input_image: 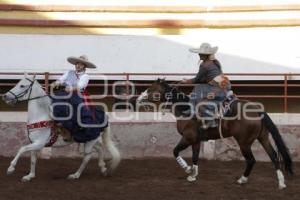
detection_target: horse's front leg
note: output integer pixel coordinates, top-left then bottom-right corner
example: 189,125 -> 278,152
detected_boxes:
7,142 -> 45,176
174,138 -> 192,174
22,150 -> 37,182
68,138 -> 98,180
93,139 -> 107,176
187,142 -> 200,182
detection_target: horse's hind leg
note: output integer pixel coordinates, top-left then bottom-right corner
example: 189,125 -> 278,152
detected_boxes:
22,150 -> 37,182
68,138 -> 98,180
237,145 -> 256,185
187,142 -> 200,182
173,138 -> 192,175
258,135 -> 286,189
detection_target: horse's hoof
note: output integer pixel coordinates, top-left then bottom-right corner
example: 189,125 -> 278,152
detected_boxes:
102,172 -> 108,177
185,166 -> 192,174
22,176 -> 33,182
187,176 -> 197,182
7,166 -> 15,175
279,183 -> 287,190
67,174 -> 79,180
237,176 -> 248,185
105,169 -> 114,177
101,168 -> 108,176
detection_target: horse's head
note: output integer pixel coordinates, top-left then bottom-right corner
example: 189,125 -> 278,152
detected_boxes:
137,78 -> 172,105
136,78 -> 190,114
2,73 -> 36,105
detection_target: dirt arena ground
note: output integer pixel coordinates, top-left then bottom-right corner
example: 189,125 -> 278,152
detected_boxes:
0,157 -> 299,200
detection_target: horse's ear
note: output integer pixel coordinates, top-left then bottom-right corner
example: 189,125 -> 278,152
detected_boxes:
32,73 -> 36,81
157,78 -> 166,83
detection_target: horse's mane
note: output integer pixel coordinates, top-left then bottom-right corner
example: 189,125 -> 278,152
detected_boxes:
156,79 -> 190,103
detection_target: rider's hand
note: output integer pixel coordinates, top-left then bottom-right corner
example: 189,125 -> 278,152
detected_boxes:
50,81 -> 60,89
65,87 -> 78,93
50,81 -> 58,89
64,87 -> 72,93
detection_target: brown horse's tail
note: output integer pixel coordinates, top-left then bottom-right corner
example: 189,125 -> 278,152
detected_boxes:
261,112 -> 293,175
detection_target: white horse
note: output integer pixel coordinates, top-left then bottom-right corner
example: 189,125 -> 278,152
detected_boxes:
2,74 -> 121,181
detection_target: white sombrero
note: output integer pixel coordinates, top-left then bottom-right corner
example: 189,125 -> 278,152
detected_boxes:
189,43 -> 218,55
67,55 -> 97,68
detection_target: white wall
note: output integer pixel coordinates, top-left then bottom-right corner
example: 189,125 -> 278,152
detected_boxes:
0,27 -> 300,80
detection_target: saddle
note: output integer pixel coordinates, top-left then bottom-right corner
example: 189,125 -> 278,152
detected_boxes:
196,90 -> 237,130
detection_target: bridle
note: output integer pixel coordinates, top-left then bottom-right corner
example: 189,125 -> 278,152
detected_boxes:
8,78 -> 48,103
163,87 -> 176,105
138,81 -> 179,112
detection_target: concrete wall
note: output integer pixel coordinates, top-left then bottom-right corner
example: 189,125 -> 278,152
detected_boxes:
0,112 -> 300,161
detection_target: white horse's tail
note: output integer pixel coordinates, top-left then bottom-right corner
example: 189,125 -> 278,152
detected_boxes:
102,127 -> 121,172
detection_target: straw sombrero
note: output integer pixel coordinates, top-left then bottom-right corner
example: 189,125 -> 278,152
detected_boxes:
189,43 -> 218,55
67,55 -> 97,68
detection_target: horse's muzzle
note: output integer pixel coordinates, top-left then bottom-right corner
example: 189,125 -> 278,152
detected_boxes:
2,94 -> 8,102
2,93 -> 16,105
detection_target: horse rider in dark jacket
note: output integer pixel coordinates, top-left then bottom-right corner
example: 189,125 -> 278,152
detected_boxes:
180,43 -> 231,129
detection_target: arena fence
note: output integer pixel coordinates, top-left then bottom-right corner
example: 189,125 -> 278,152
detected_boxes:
0,72 -> 300,113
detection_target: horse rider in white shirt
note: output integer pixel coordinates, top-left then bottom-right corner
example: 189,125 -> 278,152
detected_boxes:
51,55 -> 97,92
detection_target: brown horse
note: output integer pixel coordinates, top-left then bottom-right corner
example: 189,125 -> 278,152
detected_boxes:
137,78 -> 293,190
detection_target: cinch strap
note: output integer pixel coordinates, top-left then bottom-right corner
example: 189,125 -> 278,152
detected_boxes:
26,120 -> 58,147
27,121 -> 51,130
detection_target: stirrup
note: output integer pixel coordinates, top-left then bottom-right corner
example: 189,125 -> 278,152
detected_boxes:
203,120 -> 218,129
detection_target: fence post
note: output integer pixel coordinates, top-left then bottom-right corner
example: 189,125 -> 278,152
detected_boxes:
125,73 -> 130,110
45,72 -> 49,94
284,74 -> 288,113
